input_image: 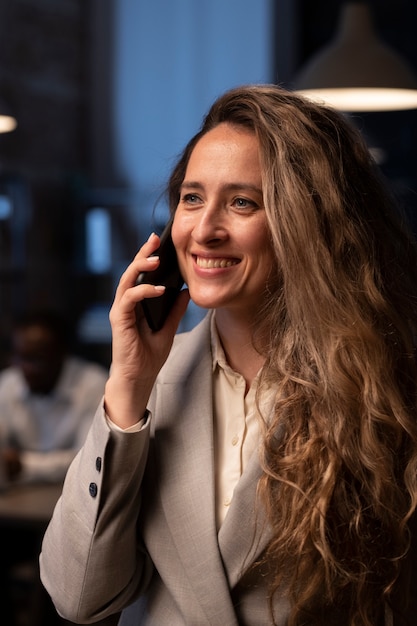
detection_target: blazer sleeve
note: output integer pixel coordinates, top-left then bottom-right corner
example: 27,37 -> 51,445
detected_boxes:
39,402 -> 153,624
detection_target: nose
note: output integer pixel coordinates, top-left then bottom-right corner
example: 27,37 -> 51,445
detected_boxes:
191,204 -> 228,246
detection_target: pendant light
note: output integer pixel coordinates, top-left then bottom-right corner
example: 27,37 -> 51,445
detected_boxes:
0,95 -> 17,133
292,1 -> 417,112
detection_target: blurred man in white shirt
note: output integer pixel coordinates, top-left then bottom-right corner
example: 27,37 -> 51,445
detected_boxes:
0,310 -> 108,484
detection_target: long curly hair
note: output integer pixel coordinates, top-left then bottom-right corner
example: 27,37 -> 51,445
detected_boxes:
168,85 -> 417,625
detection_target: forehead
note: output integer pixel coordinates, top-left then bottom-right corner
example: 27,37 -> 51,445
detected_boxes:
186,123 -> 261,177
194,122 -> 257,150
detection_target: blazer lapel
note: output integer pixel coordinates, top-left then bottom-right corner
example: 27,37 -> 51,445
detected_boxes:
217,448 -> 273,588
152,315 -> 239,624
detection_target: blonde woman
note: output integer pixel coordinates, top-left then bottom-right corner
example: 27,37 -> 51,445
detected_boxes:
41,85 -> 417,626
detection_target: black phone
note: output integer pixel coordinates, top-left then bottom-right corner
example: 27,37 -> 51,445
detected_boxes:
135,219 -> 184,331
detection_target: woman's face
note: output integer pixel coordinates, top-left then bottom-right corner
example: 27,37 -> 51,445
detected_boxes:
171,122 -> 274,318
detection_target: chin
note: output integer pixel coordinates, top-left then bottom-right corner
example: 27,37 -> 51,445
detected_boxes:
190,298 -> 218,310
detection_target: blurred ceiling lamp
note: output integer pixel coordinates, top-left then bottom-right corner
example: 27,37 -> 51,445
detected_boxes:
293,1 -> 417,112
0,95 -> 17,133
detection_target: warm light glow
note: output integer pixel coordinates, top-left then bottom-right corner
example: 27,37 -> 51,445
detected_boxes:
292,3 -> 417,113
295,88 -> 417,112
0,114 -> 17,133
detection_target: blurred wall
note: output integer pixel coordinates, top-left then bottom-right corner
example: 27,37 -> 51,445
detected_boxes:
0,0 -> 90,349
0,0 -> 277,357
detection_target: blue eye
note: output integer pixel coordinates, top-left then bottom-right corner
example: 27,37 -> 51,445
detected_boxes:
183,193 -> 200,204
233,197 -> 257,210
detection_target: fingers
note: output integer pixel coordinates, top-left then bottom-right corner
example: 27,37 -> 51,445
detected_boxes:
113,233 -> 162,303
109,233 -> 169,334
135,231 -> 161,263
118,233 -> 161,291
110,233 -> 188,336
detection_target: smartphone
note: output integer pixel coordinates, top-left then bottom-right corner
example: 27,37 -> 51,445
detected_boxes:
135,219 -> 184,331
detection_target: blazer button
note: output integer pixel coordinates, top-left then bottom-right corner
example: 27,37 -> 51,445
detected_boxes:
89,482 -> 98,498
95,456 -> 102,472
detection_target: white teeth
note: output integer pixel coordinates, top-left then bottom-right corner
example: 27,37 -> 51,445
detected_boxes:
196,257 -> 238,269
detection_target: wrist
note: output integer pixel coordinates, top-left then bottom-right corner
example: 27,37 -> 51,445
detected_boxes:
104,376 -> 152,429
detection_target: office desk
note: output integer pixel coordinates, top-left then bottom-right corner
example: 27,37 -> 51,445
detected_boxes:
0,482 -> 62,529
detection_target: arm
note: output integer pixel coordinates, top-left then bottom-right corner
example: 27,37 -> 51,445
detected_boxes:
40,404 -> 153,623
40,233 -> 189,623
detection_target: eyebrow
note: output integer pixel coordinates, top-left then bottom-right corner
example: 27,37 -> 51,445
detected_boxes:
180,181 -> 263,196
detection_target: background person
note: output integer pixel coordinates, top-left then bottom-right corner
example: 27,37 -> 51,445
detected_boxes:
40,85 -> 417,626
0,310 -> 108,483
0,310 -> 108,626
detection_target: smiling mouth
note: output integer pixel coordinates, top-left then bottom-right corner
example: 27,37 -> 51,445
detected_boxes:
194,256 -> 240,269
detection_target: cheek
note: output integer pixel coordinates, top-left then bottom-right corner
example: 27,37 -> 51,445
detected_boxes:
247,224 -> 272,257
171,215 -> 189,276
172,212 -> 195,254
171,214 -> 184,250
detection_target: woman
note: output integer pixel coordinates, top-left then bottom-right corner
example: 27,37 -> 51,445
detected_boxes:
40,85 -> 417,626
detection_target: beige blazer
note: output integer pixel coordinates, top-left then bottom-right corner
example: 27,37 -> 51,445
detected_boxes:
40,313 -> 415,625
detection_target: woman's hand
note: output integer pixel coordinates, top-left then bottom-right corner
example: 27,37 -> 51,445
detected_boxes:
104,233 -> 189,429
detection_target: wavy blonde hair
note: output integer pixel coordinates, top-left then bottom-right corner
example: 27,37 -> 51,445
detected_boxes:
168,85 -> 417,625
